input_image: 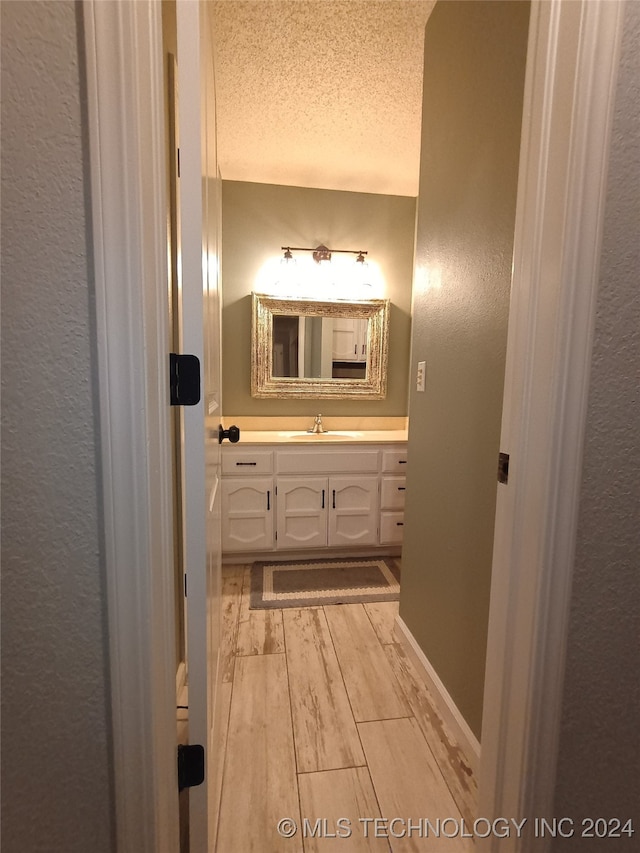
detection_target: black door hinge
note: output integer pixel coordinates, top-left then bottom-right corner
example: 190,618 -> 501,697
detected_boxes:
170,353 -> 201,406
498,452 -> 510,485
177,744 -> 205,791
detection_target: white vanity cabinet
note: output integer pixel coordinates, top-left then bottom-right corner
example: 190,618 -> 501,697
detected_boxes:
276,475 -> 378,550
220,450 -> 274,552
379,477 -> 406,544
220,441 -> 406,556
328,476 -> 379,546
379,449 -> 408,545
275,478 -> 327,549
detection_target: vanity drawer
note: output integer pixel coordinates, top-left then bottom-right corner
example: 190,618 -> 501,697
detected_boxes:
380,512 -> 405,544
381,476 -> 406,510
382,449 -> 408,472
277,449 -> 379,475
222,449 -> 273,475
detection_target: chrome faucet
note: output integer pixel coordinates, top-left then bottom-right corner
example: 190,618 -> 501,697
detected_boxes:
308,413 -> 327,434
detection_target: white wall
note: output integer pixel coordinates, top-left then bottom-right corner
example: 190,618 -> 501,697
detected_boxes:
551,0 -> 640,837
1,2 -> 113,849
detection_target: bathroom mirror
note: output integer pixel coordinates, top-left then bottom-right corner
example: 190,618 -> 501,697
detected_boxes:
251,293 -> 390,399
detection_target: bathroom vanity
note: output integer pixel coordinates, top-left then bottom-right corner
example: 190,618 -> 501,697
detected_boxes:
228,291 -> 405,559
220,430 -> 407,559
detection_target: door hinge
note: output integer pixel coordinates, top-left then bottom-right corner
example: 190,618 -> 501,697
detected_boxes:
498,452 -> 510,485
169,353 -> 201,406
177,744 -> 204,791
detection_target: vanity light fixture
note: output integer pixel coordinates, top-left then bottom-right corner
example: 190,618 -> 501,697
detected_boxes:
312,244 -> 331,263
281,244 -> 369,264
274,244 -> 377,298
354,250 -> 372,288
279,246 -> 297,270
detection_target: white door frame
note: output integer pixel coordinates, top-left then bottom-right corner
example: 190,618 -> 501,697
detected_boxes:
84,0 -> 625,850
479,1 -> 624,844
83,2 -> 179,851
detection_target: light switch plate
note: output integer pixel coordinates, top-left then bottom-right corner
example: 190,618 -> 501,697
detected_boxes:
416,360 -> 426,392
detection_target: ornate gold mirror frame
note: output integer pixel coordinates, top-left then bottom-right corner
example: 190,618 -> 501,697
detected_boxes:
251,292 -> 390,399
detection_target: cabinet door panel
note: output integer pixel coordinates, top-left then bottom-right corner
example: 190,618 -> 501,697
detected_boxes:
332,318 -> 367,362
380,512 -> 405,545
221,478 -> 274,551
380,476 -> 406,510
329,476 -> 378,547
277,478 -> 327,550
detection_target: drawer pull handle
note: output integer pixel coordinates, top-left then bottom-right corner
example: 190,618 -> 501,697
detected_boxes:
397,486 -> 406,491
235,461 -> 257,466
398,460 -> 407,464
396,522 -> 404,526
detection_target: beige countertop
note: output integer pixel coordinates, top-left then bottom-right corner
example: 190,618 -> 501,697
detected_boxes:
234,429 -> 408,445
215,416 -> 408,445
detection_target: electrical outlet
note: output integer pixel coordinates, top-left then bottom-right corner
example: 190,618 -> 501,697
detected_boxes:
416,360 -> 426,392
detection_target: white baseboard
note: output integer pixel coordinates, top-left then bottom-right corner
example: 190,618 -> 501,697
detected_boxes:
394,615 -> 480,776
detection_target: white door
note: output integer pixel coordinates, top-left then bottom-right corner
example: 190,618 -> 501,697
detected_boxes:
176,3 -> 223,851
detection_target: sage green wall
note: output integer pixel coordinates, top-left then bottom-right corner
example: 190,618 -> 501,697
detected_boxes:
400,0 -> 530,740
221,180 -> 415,416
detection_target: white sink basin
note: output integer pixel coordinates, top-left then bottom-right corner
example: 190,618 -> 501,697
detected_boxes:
281,431 -> 364,441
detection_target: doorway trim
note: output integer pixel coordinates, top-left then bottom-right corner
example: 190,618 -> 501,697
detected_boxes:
83,0 -> 625,850
83,2 -> 179,851
479,0 -> 625,842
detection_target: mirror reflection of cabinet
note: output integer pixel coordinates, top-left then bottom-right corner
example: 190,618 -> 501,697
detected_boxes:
332,318 -> 368,364
252,293 -> 389,399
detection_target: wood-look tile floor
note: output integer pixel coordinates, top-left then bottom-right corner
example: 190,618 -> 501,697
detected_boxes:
215,564 -> 477,852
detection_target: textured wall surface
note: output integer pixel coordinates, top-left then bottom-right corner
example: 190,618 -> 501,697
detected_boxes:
400,0 -> 530,739
211,0 -> 436,195
221,179 -> 415,416
0,2 -> 114,850
551,1 -> 640,842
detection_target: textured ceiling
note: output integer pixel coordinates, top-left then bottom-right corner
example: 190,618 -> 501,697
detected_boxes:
210,1 -> 436,196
